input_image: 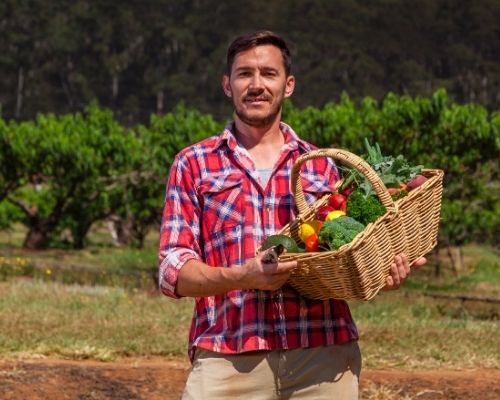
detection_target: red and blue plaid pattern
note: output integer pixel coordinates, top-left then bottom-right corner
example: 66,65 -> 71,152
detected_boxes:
159,122 -> 358,361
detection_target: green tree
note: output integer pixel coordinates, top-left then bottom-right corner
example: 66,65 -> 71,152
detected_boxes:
110,104 -> 223,247
5,105 -> 136,249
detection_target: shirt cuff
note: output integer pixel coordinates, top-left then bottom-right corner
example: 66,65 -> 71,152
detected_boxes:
159,249 -> 200,299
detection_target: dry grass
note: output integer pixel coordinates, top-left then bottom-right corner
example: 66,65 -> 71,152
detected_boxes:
361,383 -> 412,400
0,223 -> 159,273
0,280 -> 192,360
0,236 -> 498,368
352,290 -> 499,369
0,278 -> 498,369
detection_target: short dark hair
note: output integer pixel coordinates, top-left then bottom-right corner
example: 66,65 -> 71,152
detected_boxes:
226,30 -> 292,76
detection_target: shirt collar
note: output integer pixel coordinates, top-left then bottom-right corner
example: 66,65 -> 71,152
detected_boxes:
214,122 -> 239,151
214,121 -> 313,153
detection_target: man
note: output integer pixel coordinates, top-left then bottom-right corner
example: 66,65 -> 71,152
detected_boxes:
159,30 -> 425,399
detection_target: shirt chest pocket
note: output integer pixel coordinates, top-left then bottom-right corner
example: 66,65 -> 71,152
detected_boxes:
198,172 -> 245,234
301,177 -> 333,206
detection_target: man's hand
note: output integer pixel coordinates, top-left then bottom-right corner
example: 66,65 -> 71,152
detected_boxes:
383,254 -> 427,291
239,248 -> 297,291
175,250 -> 297,297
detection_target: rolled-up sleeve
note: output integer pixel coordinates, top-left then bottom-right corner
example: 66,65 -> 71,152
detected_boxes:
158,154 -> 201,299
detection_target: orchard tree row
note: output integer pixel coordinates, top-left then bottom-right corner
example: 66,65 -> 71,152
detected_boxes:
0,90 -> 498,258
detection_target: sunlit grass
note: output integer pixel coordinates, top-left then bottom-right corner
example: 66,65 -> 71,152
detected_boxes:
353,249 -> 499,372
0,223 -> 160,289
0,223 -> 159,273
0,229 -> 498,369
402,244 -> 499,296
0,280 -> 192,361
350,290 -> 499,369
0,279 -> 498,369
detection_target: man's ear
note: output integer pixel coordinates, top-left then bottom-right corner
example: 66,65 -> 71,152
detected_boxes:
222,75 -> 232,98
284,75 -> 295,98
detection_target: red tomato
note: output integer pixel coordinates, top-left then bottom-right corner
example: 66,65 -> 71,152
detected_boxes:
342,186 -> 354,197
305,234 -> 319,252
328,193 -> 347,210
316,205 -> 335,221
407,175 -> 428,191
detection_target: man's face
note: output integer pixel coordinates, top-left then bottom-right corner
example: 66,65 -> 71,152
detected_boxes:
222,45 -> 295,128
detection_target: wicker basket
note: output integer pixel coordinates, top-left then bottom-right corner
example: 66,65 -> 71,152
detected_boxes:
277,148 -> 444,301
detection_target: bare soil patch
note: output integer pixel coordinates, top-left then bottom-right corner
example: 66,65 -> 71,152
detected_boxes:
0,357 -> 498,399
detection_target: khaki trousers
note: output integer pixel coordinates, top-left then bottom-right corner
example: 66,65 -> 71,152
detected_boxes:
182,341 -> 361,399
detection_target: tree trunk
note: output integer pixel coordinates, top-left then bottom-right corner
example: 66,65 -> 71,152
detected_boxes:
15,66 -> 24,118
132,226 -> 147,249
72,221 -> 92,249
447,245 -> 465,275
156,89 -> 164,115
434,246 -> 441,277
60,73 -> 75,108
480,75 -> 488,105
9,194 -> 68,250
12,202 -> 49,249
107,215 -> 134,247
23,225 -> 48,249
112,73 -> 119,102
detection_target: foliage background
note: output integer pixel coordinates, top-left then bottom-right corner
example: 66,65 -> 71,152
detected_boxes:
0,91 -> 498,253
0,1 -> 498,254
1,0 -> 499,124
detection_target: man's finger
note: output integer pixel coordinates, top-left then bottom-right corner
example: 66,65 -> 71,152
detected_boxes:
394,254 -> 409,280
398,261 -> 408,280
390,263 -> 401,286
384,275 -> 395,290
412,257 -> 427,268
400,253 -> 410,275
273,261 -> 297,274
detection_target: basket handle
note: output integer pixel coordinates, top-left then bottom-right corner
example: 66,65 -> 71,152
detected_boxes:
291,148 -> 397,216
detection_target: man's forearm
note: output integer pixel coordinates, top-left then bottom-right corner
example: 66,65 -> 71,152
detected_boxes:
175,259 -> 244,297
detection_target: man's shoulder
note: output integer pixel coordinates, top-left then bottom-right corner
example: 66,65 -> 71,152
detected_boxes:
175,134 -> 221,160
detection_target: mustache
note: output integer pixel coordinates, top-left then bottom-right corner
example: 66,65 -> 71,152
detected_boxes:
244,93 -> 271,102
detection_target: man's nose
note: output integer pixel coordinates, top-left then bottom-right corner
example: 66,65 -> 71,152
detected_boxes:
249,73 -> 264,90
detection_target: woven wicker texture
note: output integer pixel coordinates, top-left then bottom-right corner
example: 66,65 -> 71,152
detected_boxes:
278,148 -> 444,301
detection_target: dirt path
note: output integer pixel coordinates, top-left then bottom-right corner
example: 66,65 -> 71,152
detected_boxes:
0,357 -> 498,399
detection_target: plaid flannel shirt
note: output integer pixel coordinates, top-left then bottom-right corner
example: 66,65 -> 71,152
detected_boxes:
159,122 -> 358,361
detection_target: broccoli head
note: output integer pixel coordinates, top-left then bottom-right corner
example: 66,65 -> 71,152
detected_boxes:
318,216 -> 365,250
346,189 -> 386,225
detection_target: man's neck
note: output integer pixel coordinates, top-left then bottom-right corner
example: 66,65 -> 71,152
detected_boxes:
233,116 -> 284,169
233,117 -> 283,151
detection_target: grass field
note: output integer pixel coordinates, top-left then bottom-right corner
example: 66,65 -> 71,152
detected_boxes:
0,278 -> 498,368
0,225 -> 498,369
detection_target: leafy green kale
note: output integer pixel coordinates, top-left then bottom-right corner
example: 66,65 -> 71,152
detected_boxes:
318,216 -> 365,250
391,189 -> 409,201
346,188 -> 386,225
341,139 -> 423,196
